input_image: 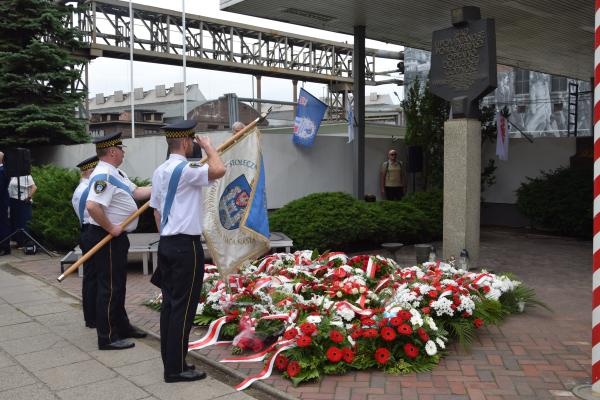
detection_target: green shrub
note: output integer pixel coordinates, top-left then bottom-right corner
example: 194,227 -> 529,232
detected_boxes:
516,167 -> 592,238
269,190 -> 443,251
29,166 -> 155,251
130,177 -> 157,234
30,165 -> 81,251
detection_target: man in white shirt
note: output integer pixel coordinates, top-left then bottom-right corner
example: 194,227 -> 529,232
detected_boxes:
0,152 -> 9,256
71,155 -> 99,329
150,120 -> 225,382
85,132 -> 151,350
8,173 -> 36,247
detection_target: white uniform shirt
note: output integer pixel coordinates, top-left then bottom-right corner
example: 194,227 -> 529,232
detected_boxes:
150,154 -> 210,236
87,160 -> 139,232
8,175 -> 35,201
72,178 -> 92,224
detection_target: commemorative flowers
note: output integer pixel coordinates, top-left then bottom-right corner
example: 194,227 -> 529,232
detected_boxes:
149,250 -> 542,388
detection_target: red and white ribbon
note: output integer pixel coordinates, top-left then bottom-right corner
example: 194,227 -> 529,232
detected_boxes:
593,0 -> 600,390
252,277 -> 272,294
188,315 -> 235,351
220,339 -> 293,363
336,300 -> 373,317
365,257 -> 376,279
234,343 -> 296,390
374,277 -> 391,293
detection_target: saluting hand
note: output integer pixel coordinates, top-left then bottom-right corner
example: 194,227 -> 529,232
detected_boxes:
195,136 -> 214,152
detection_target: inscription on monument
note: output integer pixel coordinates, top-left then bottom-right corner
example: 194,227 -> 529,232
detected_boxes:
433,28 -> 486,90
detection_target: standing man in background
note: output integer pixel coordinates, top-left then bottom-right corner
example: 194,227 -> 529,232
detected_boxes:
150,120 -> 225,382
380,149 -> 406,201
85,132 -> 151,350
71,155 -> 99,328
8,170 -> 36,246
0,152 -> 10,256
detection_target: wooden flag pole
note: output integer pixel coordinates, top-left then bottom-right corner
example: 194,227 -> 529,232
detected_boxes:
57,110 -> 270,282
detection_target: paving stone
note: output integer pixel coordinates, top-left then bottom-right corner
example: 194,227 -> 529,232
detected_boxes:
0,332 -> 69,356
15,343 -> 90,371
91,341 -> 159,368
0,350 -> 15,369
0,321 -> 50,342
0,364 -> 36,391
16,301 -> 76,317
34,358 -> 117,390
144,376 -> 235,400
56,377 -> 148,400
113,357 -> 165,387
0,383 -> 56,400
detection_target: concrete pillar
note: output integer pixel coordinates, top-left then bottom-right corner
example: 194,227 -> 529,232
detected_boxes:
353,25 -> 366,199
292,79 -> 298,117
256,75 -> 262,115
443,118 -> 481,266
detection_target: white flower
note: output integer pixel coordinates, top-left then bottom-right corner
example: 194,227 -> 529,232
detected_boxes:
354,268 -> 365,275
330,319 -> 344,328
306,315 -> 322,324
517,301 -> 525,312
430,297 -> 455,317
347,335 -> 356,347
425,340 -> 437,356
456,295 -> 476,314
336,291 -> 343,298
425,316 -> 438,331
336,306 -> 355,321
196,303 -> 205,315
359,287 -> 366,294
351,288 -> 359,295
409,309 -> 423,328
435,337 -> 446,349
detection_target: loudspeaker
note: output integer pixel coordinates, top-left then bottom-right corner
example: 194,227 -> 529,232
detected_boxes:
5,148 -> 31,177
407,145 -> 423,173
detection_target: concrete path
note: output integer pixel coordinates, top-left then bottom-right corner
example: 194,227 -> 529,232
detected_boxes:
0,263 -> 256,400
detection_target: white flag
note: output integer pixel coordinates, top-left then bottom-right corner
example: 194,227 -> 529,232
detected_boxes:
496,112 -> 509,161
347,100 -> 354,143
203,126 -> 270,278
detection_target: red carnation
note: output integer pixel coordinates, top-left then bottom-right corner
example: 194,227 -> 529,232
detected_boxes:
417,327 -> 429,342
296,335 -> 312,347
374,348 -> 391,364
390,316 -> 403,326
326,346 -> 343,363
275,354 -> 289,370
428,290 -> 438,298
334,267 -> 347,279
362,318 -> 376,326
422,307 -> 431,314
397,323 -> 413,335
399,310 -> 412,321
283,328 -> 298,340
287,360 -> 301,377
300,322 -> 317,336
380,327 -> 397,342
404,343 -> 419,359
329,330 -> 344,344
473,318 -> 484,328
363,328 -> 378,338
342,348 -> 354,363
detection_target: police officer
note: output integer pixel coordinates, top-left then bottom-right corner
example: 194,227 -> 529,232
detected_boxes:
150,120 -> 225,382
85,132 -> 151,350
71,155 -> 99,328
0,152 -> 10,256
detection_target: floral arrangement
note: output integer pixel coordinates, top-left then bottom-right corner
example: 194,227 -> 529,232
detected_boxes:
147,251 -> 544,389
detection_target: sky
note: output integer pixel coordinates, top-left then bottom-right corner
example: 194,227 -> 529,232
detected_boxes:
87,0 -> 405,104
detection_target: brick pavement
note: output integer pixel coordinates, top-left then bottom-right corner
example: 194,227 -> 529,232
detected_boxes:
6,227 -> 591,400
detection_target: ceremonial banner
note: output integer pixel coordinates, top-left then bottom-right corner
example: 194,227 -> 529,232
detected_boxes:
496,111 -> 509,161
203,126 -> 270,277
346,98 -> 354,143
293,88 -> 328,147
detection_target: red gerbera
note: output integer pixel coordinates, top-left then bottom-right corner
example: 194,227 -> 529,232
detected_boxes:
275,354 -> 289,370
390,316 -> 403,326
351,329 -> 363,340
326,346 -> 343,363
363,328 -> 378,338
283,328 -> 298,340
404,343 -> 419,359
399,310 -> 412,321
362,318 -> 376,326
287,360 -> 301,377
397,323 -> 413,335
417,327 -> 429,342
342,348 -> 354,363
300,322 -> 317,336
296,335 -> 312,347
374,348 -> 391,364
329,330 -> 344,344
380,326 -> 397,342
473,318 -> 484,328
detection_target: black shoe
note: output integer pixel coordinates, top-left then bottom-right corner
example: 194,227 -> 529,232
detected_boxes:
85,322 -> 96,329
0,249 -> 10,256
121,326 -> 147,339
164,370 -> 206,383
99,339 -> 135,350
185,363 -> 195,371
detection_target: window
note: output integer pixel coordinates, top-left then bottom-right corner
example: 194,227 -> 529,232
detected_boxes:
514,69 -> 530,95
553,103 -> 563,112
551,76 -> 567,93
207,124 -> 219,130
517,105 -> 527,114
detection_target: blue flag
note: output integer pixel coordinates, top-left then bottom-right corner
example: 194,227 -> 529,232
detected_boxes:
293,88 -> 328,147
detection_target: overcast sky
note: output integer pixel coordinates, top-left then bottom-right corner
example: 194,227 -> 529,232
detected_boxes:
88,0 -> 404,104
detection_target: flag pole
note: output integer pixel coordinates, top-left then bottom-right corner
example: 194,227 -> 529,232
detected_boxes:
129,0 -> 135,138
182,0 -> 187,117
57,109 -> 271,282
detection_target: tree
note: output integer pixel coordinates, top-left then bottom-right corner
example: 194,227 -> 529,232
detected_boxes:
0,0 -> 89,146
402,77 -> 497,191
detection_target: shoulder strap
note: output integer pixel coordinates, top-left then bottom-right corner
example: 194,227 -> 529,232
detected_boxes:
88,172 -> 134,198
78,186 -> 90,225
160,161 -> 188,231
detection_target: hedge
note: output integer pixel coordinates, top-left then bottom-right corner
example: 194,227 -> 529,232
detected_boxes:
269,191 -> 443,251
516,167 -> 592,238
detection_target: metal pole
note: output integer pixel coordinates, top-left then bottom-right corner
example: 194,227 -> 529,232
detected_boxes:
129,0 -> 135,138
292,79 -> 298,116
182,0 -> 187,117
353,25 -> 366,199
256,76 -> 262,115
593,0 -> 600,392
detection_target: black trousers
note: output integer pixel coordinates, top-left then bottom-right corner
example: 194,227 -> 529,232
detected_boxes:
384,186 -> 404,201
80,224 -> 97,326
158,234 -> 204,375
84,225 -> 131,346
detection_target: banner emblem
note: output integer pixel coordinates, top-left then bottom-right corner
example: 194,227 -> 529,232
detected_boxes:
219,174 -> 251,230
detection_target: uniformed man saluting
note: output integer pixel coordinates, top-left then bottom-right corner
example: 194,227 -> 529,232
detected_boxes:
85,132 -> 151,350
150,120 -> 225,382
71,155 -> 99,329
